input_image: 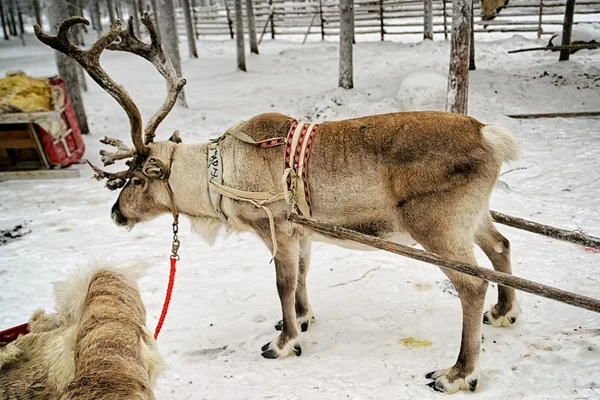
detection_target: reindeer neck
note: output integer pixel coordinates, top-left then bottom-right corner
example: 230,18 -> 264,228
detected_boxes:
167,142 -> 219,220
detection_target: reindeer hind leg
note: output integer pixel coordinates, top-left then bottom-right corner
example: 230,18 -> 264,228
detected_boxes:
475,212 -> 521,327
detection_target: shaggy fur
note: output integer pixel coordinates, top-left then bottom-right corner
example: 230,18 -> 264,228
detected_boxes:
0,261 -> 163,399
109,110 -> 520,394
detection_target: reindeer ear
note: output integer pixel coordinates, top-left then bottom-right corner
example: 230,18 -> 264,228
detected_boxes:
143,158 -> 167,179
169,130 -> 182,143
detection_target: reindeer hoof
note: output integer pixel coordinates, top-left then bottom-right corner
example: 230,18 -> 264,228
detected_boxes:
261,341 -> 302,359
483,301 -> 522,327
425,366 -> 480,394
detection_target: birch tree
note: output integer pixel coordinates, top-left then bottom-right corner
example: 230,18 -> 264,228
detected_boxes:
234,0 -> 246,71
49,0 -> 90,134
245,0 -> 258,54
181,0 -> 198,58
0,0 -> 8,40
446,0 -> 471,114
157,0 -> 188,106
339,0 -> 354,89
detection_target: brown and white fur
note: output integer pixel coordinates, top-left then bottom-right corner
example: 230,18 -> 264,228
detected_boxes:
0,261 -> 163,399
108,111 -> 520,393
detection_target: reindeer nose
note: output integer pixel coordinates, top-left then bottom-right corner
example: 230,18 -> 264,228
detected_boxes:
111,201 -> 128,226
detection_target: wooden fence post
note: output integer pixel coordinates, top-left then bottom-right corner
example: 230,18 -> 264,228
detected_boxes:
469,0 -> 475,70
379,0 -> 384,41
424,0 -> 433,40
443,0 -> 448,40
319,0 -> 325,40
339,0 -> 354,89
446,0 -> 472,114
559,0 -> 576,61
234,0 -> 246,70
537,0 -> 544,38
269,0 -> 275,39
225,0 -> 235,39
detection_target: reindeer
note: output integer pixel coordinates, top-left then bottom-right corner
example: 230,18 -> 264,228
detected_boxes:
35,15 -> 521,394
0,261 -> 163,399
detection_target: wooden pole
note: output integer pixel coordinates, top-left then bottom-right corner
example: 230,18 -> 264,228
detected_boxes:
469,0 -> 475,70
379,0 -> 384,41
258,9 -> 274,44
269,0 -> 275,39
130,0 -> 141,37
446,0 -> 472,114
303,12 -> 318,44
289,214 -> 600,314
537,0 -> 543,39
245,0 -> 259,54
559,0 -> 576,61
224,0 -> 234,39
506,110 -> 600,118
234,0 -> 246,71
490,211 -> 600,250
339,0 -> 354,89
508,43 -> 600,54
319,0 -> 325,41
424,0 -> 433,40
443,0 -> 448,40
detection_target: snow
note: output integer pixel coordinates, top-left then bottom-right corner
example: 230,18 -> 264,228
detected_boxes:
396,70 -> 448,111
1,31 -> 600,399
548,23 -> 600,46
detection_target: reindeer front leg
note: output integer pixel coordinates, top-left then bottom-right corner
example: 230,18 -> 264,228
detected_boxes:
254,221 -> 303,359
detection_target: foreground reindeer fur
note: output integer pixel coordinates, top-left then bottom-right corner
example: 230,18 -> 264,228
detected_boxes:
35,15 -> 521,394
0,262 -> 163,399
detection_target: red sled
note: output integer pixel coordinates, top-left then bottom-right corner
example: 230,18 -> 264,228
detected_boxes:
0,323 -> 29,346
0,76 -> 85,170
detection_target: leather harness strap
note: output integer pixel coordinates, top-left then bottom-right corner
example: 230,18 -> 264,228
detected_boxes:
206,119 -> 320,259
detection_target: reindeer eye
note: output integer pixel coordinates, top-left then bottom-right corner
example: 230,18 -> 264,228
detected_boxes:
131,178 -> 144,187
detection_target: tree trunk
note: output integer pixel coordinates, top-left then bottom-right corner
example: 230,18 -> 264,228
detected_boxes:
338,0 -> 353,89
234,0 -> 246,70
157,0 -> 188,106
16,1 -> 23,36
7,0 -> 17,36
469,1 -> 475,70
424,0 -> 433,40
150,0 -> 162,39
446,0 -> 471,114
93,1 -> 103,34
0,0 -> 8,40
115,0 -> 123,20
245,0 -> 258,54
106,0 -> 116,22
131,0 -> 141,36
48,1 -> 90,134
32,0 -> 42,27
559,0 -> 576,61
181,0 -> 198,57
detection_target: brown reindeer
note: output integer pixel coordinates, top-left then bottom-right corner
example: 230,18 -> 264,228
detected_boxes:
0,261 -> 163,399
35,15 -> 521,394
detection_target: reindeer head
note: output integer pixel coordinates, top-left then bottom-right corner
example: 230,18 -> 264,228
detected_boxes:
35,14 -> 186,228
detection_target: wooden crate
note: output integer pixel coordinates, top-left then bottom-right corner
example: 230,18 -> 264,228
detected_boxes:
0,121 -> 50,170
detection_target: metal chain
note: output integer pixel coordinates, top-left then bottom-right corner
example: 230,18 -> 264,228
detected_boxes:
171,221 -> 180,260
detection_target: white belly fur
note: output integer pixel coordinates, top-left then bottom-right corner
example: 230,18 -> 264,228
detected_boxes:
308,231 -> 418,251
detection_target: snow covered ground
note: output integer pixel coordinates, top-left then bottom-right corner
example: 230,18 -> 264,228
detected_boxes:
1,30 -> 599,399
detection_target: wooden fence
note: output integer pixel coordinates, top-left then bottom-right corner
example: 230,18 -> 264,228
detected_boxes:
175,0 -> 600,40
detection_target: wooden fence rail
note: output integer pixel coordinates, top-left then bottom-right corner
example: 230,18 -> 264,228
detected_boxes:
175,0 -> 600,40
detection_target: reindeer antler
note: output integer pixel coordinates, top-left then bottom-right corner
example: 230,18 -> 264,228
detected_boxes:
34,18 -> 148,157
108,13 -> 187,145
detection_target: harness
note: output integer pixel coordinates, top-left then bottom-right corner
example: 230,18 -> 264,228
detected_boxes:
207,120 -> 320,258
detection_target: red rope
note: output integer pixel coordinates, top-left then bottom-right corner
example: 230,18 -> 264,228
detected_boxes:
154,256 -> 177,340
